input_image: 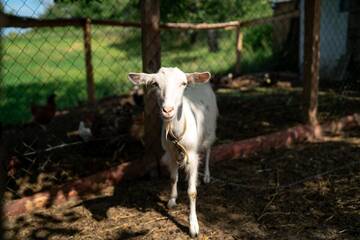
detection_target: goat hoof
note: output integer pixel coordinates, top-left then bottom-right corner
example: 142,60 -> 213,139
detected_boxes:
189,215 -> 199,238
167,198 -> 177,209
203,174 -> 210,184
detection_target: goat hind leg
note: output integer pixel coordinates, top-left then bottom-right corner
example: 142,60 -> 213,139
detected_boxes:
187,152 -> 200,237
203,148 -> 211,184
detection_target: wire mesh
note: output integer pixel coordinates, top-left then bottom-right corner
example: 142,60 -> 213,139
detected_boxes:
1,0 -> 144,202
315,0 -> 360,121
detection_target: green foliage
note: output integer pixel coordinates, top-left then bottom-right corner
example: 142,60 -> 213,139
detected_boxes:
160,0 -> 271,22
44,0 -> 272,22
244,25 -> 273,51
44,0 -> 138,20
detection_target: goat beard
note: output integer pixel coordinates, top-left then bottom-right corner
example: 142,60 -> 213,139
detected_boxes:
165,122 -> 171,142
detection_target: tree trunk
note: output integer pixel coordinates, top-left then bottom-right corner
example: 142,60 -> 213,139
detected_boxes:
141,0 -> 163,176
207,29 -> 219,52
189,31 -> 198,44
302,0 -> 321,126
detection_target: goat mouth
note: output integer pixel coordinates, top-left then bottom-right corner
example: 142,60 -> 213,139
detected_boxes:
162,115 -> 175,121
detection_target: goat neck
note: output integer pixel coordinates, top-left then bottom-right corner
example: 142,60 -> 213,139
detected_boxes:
164,104 -> 186,142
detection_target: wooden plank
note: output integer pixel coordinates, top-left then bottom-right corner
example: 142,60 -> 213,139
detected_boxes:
235,27 -> 244,74
302,0 -> 321,125
141,0 -> 163,175
91,19 -> 141,28
161,21 -> 240,30
82,18 -> 96,105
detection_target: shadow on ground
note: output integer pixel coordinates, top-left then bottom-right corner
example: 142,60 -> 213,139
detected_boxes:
5,128 -> 360,239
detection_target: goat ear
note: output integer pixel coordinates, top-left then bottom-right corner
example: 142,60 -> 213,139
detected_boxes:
128,73 -> 156,85
186,72 -> 211,84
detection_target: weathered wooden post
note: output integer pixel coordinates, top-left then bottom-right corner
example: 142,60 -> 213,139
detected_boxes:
235,25 -> 243,75
83,18 -> 96,105
141,0 -> 163,174
0,128 -> 4,240
302,0 -> 321,126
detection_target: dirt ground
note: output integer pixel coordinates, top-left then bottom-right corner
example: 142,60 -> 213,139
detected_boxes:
3,79 -> 360,239
4,127 -> 360,240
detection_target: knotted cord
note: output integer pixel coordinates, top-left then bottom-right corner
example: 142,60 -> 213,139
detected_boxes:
165,118 -> 188,166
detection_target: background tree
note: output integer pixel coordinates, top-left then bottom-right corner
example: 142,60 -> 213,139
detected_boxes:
43,0 -> 271,52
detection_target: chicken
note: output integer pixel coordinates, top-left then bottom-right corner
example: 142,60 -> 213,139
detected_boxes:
31,94 -> 56,126
7,156 -> 20,177
130,112 -> 145,144
131,85 -> 144,107
67,121 -> 93,142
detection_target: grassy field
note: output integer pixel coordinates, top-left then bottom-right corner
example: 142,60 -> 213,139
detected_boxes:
2,23 -> 274,125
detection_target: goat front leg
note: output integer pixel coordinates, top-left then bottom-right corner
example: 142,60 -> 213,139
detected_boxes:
186,152 -> 200,238
162,152 -> 178,209
168,160 -> 178,209
203,148 -> 211,184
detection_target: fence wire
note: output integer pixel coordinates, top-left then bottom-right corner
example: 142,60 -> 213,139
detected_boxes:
316,0 -> 360,121
1,0 -> 300,125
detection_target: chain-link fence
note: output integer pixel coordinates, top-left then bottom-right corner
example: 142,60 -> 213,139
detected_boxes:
314,0 -> 360,121
1,0 -> 302,125
2,18 -> 142,125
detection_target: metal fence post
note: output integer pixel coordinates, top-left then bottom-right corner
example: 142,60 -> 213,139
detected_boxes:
83,18 -> 96,105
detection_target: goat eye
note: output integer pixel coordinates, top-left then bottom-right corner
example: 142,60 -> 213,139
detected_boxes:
181,82 -> 187,87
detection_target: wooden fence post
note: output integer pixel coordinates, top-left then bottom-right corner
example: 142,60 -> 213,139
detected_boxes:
141,0 -> 163,175
235,26 -> 243,75
0,128 -> 5,240
302,0 -> 321,125
83,18 -> 96,105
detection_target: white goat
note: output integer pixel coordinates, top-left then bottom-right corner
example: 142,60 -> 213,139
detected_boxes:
128,67 -> 218,237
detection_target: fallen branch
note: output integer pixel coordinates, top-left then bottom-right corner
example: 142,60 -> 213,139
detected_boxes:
22,141 -> 83,157
4,159 -> 156,217
4,113 -> 359,217
21,138 -> 108,157
212,113 -> 360,162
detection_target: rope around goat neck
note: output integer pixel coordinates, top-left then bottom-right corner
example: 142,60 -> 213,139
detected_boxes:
165,118 -> 188,166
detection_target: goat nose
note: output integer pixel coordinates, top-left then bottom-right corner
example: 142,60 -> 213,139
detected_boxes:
162,106 -> 174,113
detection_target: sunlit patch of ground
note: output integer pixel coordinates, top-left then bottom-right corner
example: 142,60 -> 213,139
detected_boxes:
5,128 -> 360,240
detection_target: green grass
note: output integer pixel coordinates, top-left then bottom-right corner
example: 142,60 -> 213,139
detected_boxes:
2,24 -> 275,125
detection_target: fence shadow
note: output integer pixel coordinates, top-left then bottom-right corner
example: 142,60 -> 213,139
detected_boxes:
4,126 -> 360,239
77,136 -> 360,239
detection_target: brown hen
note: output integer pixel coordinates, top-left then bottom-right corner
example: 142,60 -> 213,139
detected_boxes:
31,94 -> 56,126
